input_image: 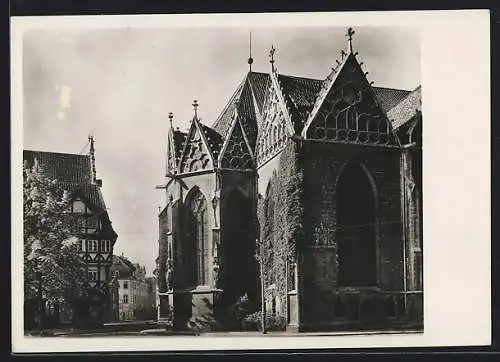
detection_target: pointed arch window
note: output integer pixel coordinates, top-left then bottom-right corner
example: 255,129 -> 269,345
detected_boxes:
336,162 -> 377,287
186,189 -> 209,286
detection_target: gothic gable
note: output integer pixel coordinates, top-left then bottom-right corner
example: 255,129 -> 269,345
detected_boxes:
178,120 -> 215,174
302,53 -> 399,147
219,115 -> 254,170
166,130 -> 178,173
255,76 -> 293,166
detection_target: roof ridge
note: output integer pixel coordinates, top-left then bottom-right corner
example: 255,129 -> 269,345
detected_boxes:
212,73 -> 249,129
277,73 -> 322,83
24,149 -> 90,157
372,85 -> 412,92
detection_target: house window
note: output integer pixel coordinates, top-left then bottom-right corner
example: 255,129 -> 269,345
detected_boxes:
87,240 -> 99,252
124,281 -> 128,289
114,270 -> 119,278
186,189 -> 209,286
72,199 -> 86,213
83,215 -> 100,234
101,240 -> 111,252
123,295 -> 128,304
78,239 -> 84,252
88,268 -> 98,281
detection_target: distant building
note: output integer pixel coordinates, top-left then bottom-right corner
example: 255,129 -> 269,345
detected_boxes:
110,254 -> 152,321
23,136 -> 118,327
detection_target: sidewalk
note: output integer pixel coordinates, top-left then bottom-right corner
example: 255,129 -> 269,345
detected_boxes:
25,322 -> 423,338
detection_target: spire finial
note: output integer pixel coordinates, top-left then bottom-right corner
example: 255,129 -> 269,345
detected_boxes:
269,45 -> 276,73
346,27 -> 355,53
88,134 -> 95,153
247,31 -> 254,72
192,100 -> 199,119
168,112 -> 174,128
88,134 -> 97,183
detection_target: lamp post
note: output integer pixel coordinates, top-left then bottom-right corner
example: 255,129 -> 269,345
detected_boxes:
35,270 -> 43,333
258,237 -> 267,334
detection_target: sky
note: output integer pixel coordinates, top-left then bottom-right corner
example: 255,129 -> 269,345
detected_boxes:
22,26 -> 420,276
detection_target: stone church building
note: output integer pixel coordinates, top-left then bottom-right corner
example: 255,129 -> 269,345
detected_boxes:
156,28 -> 422,332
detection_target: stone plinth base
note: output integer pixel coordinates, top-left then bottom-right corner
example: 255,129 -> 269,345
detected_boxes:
159,287 -> 223,332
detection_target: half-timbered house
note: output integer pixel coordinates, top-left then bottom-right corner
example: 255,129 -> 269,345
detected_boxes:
23,136 -> 118,325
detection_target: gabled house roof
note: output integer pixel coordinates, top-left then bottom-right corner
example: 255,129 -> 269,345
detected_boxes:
111,254 -> 137,279
23,150 -> 93,184
23,149 -> 117,239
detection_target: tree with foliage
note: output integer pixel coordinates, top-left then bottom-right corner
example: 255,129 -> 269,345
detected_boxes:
23,159 -> 89,319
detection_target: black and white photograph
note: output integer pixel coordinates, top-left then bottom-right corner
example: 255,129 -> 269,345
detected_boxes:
11,11 -> 490,352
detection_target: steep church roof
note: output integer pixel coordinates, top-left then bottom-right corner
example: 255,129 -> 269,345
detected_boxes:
211,70 -> 417,149
172,129 -> 188,164
212,72 -> 270,150
198,122 -> 224,161
387,85 -> 422,130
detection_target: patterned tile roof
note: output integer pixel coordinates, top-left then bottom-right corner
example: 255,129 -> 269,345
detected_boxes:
172,129 -> 187,164
387,86 -> 422,129
246,72 -> 270,114
212,72 -> 270,148
372,87 -> 411,114
212,77 -> 247,138
198,121 -> 224,160
210,71 -> 419,150
23,150 -> 92,184
276,74 -> 322,132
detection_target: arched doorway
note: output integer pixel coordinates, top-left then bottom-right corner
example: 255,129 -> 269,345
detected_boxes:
185,188 -> 209,287
336,162 -> 377,287
222,189 -> 257,307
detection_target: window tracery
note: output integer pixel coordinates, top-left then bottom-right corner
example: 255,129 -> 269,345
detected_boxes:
220,120 -> 253,169
180,129 -> 212,173
256,87 -> 290,165
186,189 -> 209,286
306,63 -> 398,147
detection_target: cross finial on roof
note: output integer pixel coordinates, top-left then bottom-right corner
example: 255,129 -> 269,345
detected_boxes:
168,112 -> 174,128
346,27 -> 355,53
269,45 -> 276,73
88,134 -> 95,153
192,100 -> 199,119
